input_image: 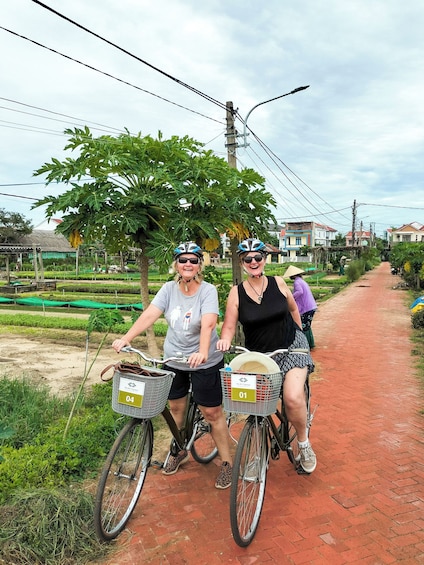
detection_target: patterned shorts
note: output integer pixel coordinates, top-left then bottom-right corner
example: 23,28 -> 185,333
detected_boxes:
272,329 -> 315,376
301,309 -> 316,331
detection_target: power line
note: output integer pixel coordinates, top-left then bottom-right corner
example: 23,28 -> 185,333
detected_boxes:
0,26 -> 224,126
0,97 -> 124,133
30,0 -> 228,112
0,191 -> 38,200
245,124 -> 351,223
360,202 -> 424,210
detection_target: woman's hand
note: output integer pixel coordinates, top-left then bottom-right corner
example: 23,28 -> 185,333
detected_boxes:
188,351 -> 207,368
112,338 -> 130,353
216,339 -> 231,352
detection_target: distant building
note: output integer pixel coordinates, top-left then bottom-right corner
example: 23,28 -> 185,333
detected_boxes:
345,230 -> 371,247
390,222 -> 424,245
279,221 -> 337,259
34,218 -> 63,231
19,229 -> 76,260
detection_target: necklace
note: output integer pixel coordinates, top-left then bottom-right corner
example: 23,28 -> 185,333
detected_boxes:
178,275 -> 197,293
246,276 -> 265,304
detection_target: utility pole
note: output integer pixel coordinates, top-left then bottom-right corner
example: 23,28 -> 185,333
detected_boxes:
351,199 -> 357,249
225,101 -> 242,286
225,101 -> 237,169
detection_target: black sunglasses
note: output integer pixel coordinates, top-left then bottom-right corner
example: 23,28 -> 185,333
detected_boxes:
242,254 -> 264,264
177,257 -> 200,264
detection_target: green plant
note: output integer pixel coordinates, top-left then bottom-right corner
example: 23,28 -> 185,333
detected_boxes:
0,424 -> 14,462
63,309 -> 124,438
0,381 -> 118,503
412,309 -> 424,329
346,259 -> 365,282
0,487 -> 109,564
0,377 -> 70,448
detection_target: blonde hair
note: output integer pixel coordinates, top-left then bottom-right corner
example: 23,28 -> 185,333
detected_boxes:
172,259 -> 204,283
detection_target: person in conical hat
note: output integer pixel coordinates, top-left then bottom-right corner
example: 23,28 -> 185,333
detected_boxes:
283,265 -> 306,279
284,265 -> 317,349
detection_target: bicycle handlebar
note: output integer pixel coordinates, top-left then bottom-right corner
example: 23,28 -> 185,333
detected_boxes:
120,346 -> 189,366
225,345 -> 309,356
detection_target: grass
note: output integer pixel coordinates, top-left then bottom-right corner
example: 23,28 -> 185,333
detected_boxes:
0,487 -> 109,565
0,368 -> 170,565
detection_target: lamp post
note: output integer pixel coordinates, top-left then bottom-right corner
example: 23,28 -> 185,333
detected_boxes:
224,85 -> 309,286
239,85 -> 310,148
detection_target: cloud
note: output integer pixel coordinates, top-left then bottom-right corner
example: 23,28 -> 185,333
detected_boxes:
1,0 -> 423,235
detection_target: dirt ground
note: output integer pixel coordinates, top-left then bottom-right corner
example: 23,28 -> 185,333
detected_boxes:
0,333 -> 174,461
0,335 -> 122,397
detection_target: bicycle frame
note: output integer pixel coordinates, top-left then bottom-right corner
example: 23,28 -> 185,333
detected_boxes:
160,390 -> 203,454
227,347 -> 316,547
94,346 -> 221,541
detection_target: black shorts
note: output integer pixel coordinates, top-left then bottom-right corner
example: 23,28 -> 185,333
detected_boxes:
163,359 -> 224,408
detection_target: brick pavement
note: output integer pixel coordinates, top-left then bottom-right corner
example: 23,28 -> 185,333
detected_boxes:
97,262 -> 424,564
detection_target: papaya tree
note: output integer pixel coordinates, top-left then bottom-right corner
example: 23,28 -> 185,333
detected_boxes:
33,128 -> 276,353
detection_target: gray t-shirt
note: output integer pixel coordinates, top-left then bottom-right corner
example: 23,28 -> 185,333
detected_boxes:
151,280 -> 222,370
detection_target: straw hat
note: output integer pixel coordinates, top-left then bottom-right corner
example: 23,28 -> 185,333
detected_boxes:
283,265 -> 305,279
229,352 -> 280,374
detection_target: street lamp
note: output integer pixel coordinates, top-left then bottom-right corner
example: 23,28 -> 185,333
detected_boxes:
239,85 -> 310,148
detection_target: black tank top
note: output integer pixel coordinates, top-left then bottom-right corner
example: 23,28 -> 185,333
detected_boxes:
238,276 -> 298,352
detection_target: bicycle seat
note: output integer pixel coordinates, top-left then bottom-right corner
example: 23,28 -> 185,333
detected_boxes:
229,352 -> 280,374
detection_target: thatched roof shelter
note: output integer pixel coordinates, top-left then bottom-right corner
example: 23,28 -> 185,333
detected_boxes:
18,230 -> 75,259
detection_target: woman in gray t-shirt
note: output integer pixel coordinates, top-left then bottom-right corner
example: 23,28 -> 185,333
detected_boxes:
112,242 -> 233,490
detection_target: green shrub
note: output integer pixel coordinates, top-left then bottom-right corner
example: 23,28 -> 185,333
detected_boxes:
0,377 -> 71,448
346,259 -> 365,282
412,309 -> 424,329
0,381 -> 119,504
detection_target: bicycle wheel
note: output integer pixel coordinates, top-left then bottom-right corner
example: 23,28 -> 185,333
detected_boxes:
190,405 -> 218,464
94,418 -> 153,541
230,416 -> 269,547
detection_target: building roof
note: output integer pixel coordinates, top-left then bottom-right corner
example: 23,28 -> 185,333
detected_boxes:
394,222 -> 424,232
19,230 -> 75,253
33,218 -> 63,231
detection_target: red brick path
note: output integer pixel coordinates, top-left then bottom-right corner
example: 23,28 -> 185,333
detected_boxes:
99,263 -> 424,564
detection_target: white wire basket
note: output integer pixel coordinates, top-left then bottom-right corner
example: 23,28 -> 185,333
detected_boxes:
220,369 -> 283,416
112,366 -> 174,419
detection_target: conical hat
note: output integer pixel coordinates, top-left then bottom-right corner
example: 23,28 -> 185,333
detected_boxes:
283,265 -> 305,279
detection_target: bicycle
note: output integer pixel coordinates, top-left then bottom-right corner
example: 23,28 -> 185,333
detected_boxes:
221,346 -> 317,547
94,346 -> 225,541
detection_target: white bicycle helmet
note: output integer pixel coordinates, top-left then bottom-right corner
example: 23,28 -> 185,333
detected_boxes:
173,241 -> 204,260
236,238 -> 267,256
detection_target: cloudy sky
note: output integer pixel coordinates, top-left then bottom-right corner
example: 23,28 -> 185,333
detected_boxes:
1,0 -> 423,237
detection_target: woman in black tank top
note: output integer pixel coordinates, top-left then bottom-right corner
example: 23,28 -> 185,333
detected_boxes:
217,238 -> 317,474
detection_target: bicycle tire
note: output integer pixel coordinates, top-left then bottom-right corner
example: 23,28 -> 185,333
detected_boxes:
94,418 -> 153,541
190,405 -> 218,464
230,416 -> 268,547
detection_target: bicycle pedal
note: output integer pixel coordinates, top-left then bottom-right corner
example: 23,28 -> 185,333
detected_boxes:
271,448 -> 280,460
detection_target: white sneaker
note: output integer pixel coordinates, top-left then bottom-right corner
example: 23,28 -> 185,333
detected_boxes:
298,443 -> 317,473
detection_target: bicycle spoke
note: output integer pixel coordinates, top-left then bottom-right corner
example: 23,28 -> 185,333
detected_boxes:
230,417 -> 268,546
94,419 -> 153,541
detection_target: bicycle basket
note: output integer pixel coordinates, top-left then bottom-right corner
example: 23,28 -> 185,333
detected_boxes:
111,364 -> 175,418
220,369 -> 283,416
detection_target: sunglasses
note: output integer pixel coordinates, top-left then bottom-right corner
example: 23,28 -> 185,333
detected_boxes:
177,257 -> 200,264
242,254 -> 264,264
